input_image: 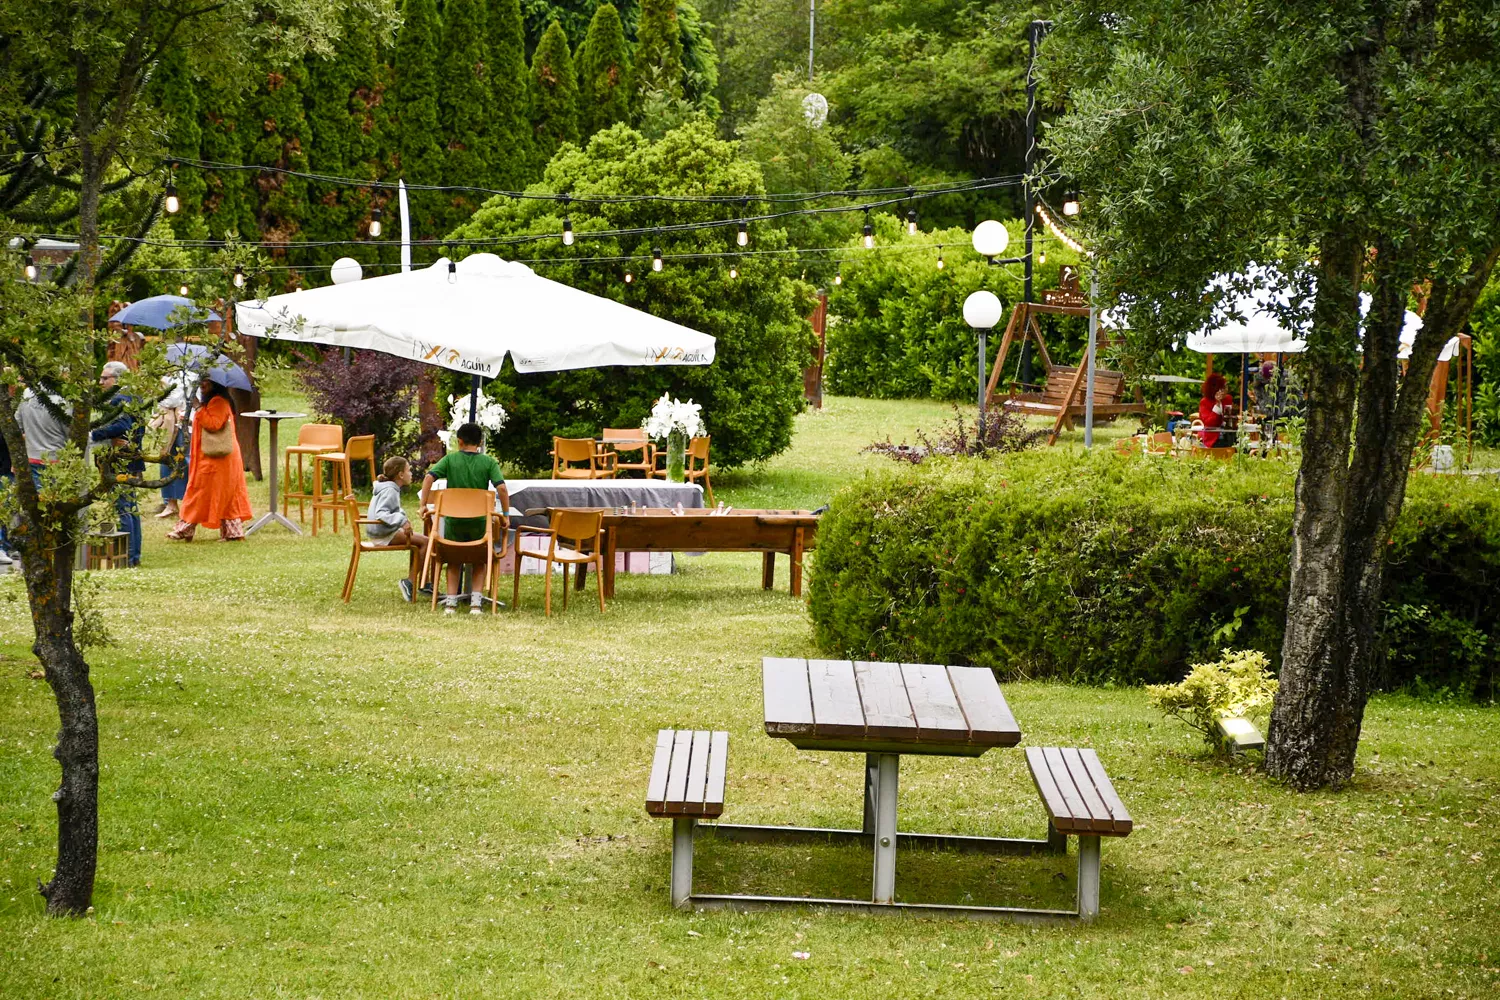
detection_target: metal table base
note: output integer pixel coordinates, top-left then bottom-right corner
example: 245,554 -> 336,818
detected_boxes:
664,752 -> 1105,923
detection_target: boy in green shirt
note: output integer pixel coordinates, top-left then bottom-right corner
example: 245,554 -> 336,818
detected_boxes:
419,423 -> 509,614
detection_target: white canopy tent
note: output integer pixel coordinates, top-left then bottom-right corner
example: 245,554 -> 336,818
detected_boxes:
235,253 -> 716,377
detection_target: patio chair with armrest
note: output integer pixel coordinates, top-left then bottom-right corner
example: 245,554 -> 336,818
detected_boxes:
419,488 -> 504,613
601,428 -> 654,477
511,508 -> 606,617
341,498 -> 419,602
552,436 -> 616,479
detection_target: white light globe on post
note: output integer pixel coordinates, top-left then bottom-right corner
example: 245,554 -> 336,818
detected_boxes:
963,289 -> 1004,329
963,289 -> 1005,438
330,257 -> 363,285
971,219 -> 1011,259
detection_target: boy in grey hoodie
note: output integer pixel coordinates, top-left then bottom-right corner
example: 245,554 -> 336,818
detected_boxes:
366,456 -> 428,602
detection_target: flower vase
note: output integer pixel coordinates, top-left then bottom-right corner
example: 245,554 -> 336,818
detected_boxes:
666,430 -> 687,483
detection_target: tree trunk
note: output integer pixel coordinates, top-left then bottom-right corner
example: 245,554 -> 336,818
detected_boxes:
416,367 -> 444,465
1265,230 -> 1364,790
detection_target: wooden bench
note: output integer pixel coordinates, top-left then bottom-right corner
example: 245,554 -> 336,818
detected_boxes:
1004,366 -> 1148,428
645,729 -> 728,908
1026,747 -> 1133,920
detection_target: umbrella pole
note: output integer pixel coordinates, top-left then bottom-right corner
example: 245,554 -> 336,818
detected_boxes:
469,375 -> 480,423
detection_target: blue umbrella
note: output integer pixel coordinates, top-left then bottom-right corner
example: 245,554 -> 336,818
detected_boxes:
165,342 -> 254,391
113,295 -> 222,330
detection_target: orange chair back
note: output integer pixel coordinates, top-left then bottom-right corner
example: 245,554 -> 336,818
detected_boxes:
551,508 -> 603,550
433,487 -> 495,523
296,423 -> 342,448
602,428 -> 646,443
554,437 -> 597,463
345,434 -> 375,461
687,436 -> 710,462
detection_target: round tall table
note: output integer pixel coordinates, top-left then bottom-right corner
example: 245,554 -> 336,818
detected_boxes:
240,410 -> 306,536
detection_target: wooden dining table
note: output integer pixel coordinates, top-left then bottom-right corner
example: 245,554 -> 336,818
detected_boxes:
692,658 -> 1074,919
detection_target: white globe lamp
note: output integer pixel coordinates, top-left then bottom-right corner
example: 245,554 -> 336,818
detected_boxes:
963,289 -> 1004,330
971,220 -> 1011,259
330,257 -> 363,285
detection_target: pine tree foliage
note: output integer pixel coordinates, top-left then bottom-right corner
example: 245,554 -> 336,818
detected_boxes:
147,50 -> 207,241
487,0 -> 533,188
632,0 -> 685,106
244,59 -> 313,277
394,0 -> 445,239
576,3 -> 632,141
438,0 -> 495,227
529,20 -> 580,164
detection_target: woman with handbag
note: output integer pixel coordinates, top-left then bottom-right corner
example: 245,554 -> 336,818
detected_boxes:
167,376 -> 253,541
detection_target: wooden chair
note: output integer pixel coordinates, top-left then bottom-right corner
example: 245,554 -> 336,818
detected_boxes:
310,451 -> 353,536
344,434 -> 377,486
418,488 -> 504,613
1147,431 -> 1174,455
685,436 -> 713,504
551,436 -> 616,479
341,498 -> 419,602
511,508 -> 606,617
601,428 -> 654,477
282,423 -> 342,522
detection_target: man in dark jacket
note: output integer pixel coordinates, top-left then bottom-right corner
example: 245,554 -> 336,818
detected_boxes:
90,361 -> 144,567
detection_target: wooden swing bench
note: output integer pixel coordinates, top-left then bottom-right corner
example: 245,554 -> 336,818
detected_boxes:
1003,365 -> 1147,430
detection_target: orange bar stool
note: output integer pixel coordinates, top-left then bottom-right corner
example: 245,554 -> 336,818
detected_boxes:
310,451 -> 354,536
282,423 -> 342,522
345,434 -> 377,486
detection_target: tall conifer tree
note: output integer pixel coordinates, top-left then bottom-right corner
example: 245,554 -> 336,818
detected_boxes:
199,82 -> 256,241
529,19 -> 580,166
244,59 -> 313,281
147,50 -> 207,241
437,0 -> 494,230
575,3 -> 632,141
632,0 -> 685,106
394,0 -> 444,240
487,0 -> 532,189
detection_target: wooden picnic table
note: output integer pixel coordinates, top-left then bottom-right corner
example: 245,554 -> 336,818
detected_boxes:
550,508 -> 818,598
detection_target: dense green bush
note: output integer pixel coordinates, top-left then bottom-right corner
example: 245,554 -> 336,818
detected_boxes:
824,219 -> 1083,400
448,118 -> 815,471
809,454 -> 1500,700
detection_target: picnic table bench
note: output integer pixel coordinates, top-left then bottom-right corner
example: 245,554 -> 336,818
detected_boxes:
642,658 -> 1134,922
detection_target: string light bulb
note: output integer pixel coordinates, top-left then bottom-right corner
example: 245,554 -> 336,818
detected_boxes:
862,210 -> 874,250
447,260 -> 458,284
164,174 -> 180,214
834,268 -> 843,286
369,208 -> 383,238
233,264 -> 246,289
936,245 -> 945,270
1062,191 -> 1081,217
1039,247 -> 1047,264
737,220 -> 748,247
178,284 -> 189,296
562,216 -> 574,246
729,263 -> 738,279
906,207 -> 918,235
24,255 -> 38,281
652,245 -> 663,272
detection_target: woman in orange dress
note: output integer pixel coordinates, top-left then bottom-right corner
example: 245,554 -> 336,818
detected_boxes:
167,377 -> 253,541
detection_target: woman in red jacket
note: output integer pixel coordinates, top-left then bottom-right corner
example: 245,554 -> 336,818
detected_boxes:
1198,372 -> 1235,448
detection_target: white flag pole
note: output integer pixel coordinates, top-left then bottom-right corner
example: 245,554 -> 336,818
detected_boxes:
399,180 -> 412,273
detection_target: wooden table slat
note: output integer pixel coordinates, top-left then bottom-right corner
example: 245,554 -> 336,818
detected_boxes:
664,729 -> 694,811
945,665 -> 1022,745
853,662 -> 918,740
807,659 -> 867,738
1040,746 -> 1092,831
645,729 -> 674,812
763,658 -> 815,736
684,730 -> 713,815
1060,747 -> 1113,832
899,662 -> 970,741
704,731 -> 729,818
1079,748 -> 1133,834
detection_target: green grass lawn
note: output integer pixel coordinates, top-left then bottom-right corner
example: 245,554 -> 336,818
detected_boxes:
1,391 -> 1497,999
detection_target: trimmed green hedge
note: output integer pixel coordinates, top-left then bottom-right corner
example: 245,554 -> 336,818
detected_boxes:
809,454 -> 1500,700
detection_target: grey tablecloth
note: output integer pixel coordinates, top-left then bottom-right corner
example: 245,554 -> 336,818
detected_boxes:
505,479 -> 704,527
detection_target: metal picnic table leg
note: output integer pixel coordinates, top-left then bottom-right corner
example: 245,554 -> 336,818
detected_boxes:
871,753 -> 899,904
862,754 -> 878,834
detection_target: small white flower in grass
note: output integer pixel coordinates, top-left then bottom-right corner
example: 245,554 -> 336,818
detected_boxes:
641,393 -> 705,440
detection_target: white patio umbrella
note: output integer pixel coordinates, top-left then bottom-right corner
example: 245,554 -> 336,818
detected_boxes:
234,253 -> 715,377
